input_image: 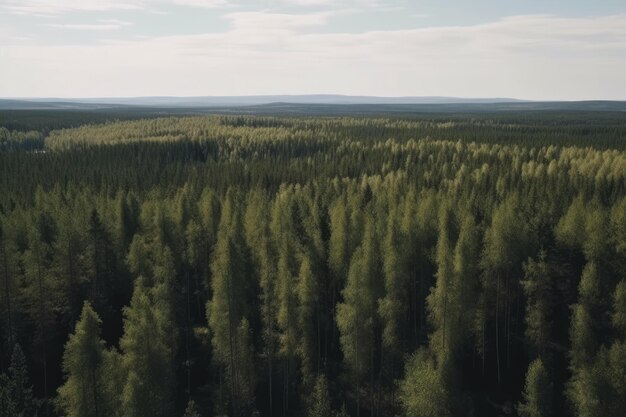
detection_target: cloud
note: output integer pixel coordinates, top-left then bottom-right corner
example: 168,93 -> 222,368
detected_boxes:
171,0 -> 231,8
47,19 -> 133,31
1,13 -> 626,99
278,0 -> 396,7
0,0 -> 234,15
0,0 -> 145,15
0,0 -> 397,16
224,10 -> 334,30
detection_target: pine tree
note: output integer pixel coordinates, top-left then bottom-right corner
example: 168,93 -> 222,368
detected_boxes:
296,253 -> 318,386
379,206 -> 409,357
307,374 -> 331,417
57,302 -> 107,417
517,359 -> 552,417
23,219 -> 55,416
234,318 -> 256,416
328,196 -> 349,288
481,195 -> 527,385
272,191 -> 301,416
207,192 -> 253,416
9,344 -> 37,417
336,214 -> 381,416
521,252 -> 553,359
120,279 -> 175,417
450,211 -> 480,350
398,349 -> 451,417
427,204 -> 455,363
244,189 -> 276,415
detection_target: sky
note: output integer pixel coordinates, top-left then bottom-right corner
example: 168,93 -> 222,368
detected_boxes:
1,0 -> 625,100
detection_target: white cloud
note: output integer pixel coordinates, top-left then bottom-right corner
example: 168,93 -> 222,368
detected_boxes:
0,0 -> 146,15
224,10 -> 333,30
0,0 -> 395,16
171,0 -> 231,9
1,13 -> 625,99
47,19 -> 132,31
0,0 -> 234,15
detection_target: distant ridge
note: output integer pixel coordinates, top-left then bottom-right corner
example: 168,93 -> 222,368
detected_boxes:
0,95 -> 526,109
1,97 -> 625,113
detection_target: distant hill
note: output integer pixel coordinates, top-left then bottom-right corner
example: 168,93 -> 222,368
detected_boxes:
1,96 -> 625,113
1,95 -> 526,109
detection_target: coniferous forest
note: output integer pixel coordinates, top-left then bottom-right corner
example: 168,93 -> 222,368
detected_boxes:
0,111 -> 625,417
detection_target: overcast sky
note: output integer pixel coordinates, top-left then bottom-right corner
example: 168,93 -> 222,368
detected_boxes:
1,0 -> 625,99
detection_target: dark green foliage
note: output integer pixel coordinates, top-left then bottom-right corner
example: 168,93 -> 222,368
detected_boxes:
0,112 -> 624,417
517,359 -> 552,417
307,374 -> 331,417
398,349 -> 452,417
0,344 -> 38,417
183,400 -> 201,417
57,302 -> 112,417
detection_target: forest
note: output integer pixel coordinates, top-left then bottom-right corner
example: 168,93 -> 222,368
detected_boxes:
0,111 -> 625,417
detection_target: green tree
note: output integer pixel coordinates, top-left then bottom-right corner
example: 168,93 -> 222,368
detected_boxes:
481,195 -> 528,384
336,214 -> 381,416
307,374 -> 331,417
207,192 -> 254,416
244,189 -> 276,415
57,302 -> 108,417
517,359 -> 552,417
398,349 -> 451,417
378,206 -> 409,358
8,344 -> 37,417
521,252 -> 553,359
297,253 -> 319,386
427,204 -> 455,362
120,279 -> 175,417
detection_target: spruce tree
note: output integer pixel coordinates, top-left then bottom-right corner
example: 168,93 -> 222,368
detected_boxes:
120,279 -> 175,417
307,374 -> 331,417
398,349 -> 451,417
57,302 -> 107,417
296,253 -> 318,386
9,344 -> 37,417
336,214 -> 381,416
517,359 -> 552,417
521,252 -> 553,359
206,192 -> 253,416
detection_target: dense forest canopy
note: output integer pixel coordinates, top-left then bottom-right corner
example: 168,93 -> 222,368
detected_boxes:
0,111 -> 625,417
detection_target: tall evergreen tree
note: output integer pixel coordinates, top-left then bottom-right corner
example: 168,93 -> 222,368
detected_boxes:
120,279 -> 175,417
521,252 -> 553,359
57,302 -> 108,417
307,374 -> 331,417
207,192 -> 254,416
8,344 -> 37,417
398,349 -> 451,417
296,254 -> 319,385
336,214 -> 381,416
517,359 -> 552,417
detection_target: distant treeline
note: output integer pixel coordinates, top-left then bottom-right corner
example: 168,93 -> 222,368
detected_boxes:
0,114 -> 624,417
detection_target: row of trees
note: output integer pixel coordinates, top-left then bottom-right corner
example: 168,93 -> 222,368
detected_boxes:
0,114 -> 624,416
